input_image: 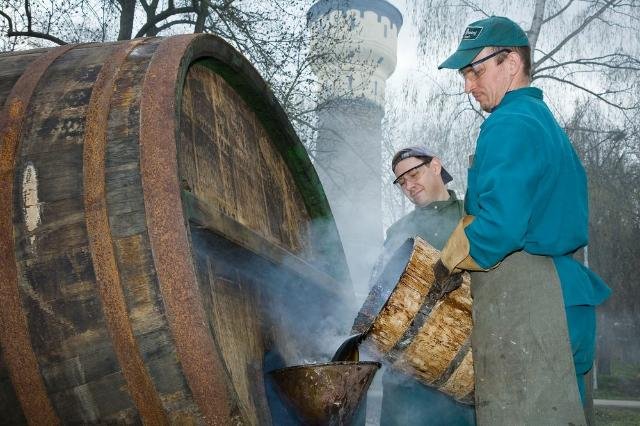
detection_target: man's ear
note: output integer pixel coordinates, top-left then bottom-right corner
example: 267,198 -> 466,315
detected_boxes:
507,51 -> 522,77
430,158 -> 443,175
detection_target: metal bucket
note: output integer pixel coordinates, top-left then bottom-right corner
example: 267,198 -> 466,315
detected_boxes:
352,237 -> 474,404
268,361 -> 380,425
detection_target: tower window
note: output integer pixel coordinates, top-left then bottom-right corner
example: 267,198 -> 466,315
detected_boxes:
384,24 -> 388,38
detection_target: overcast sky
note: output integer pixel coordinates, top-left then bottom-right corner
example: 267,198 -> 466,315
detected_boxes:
385,0 -> 420,89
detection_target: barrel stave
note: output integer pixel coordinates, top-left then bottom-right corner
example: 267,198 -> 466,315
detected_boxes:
0,50 -> 46,106
104,38 -> 201,421
11,42 -> 145,423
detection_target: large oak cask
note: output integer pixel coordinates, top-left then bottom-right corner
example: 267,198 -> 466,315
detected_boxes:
0,35 -> 351,425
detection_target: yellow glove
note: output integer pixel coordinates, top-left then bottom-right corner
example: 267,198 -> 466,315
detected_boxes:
440,215 -> 490,273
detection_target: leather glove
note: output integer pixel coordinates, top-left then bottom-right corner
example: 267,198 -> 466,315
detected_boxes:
441,215 -> 489,272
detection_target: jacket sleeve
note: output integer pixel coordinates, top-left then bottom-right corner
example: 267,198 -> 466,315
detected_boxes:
463,116 -> 546,269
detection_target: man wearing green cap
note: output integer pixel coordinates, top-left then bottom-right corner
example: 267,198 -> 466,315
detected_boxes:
435,15 -> 611,424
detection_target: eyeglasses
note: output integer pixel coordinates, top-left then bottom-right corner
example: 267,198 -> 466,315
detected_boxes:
458,49 -> 511,82
393,160 -> 430,187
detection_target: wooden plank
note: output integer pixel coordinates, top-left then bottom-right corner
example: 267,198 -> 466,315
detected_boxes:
0,50 -> 45,106
182,190 -> 346,301
12,43 -> 138,422
0,44 -> 75,426
178,65 -> 311,255
139,34 -> 236,424
104,38 -> 201,421
194,252 -> 270,426
83,38 -> 168,425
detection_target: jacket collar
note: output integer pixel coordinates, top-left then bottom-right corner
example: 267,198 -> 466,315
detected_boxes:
491,86 -> 543,113
416,190 -> 458,211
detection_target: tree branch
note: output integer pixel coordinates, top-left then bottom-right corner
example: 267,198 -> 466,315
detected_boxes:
7,30 -> 68,45
542,0 -> 575,25
459,1 -> 490,17
534,53 -> 640,74
533,0 -> 619,70
24,0 -> 32,30
534,73 -> 637,110
156,19 -> 196,33
0,10 -> 14,34
527,0 -> 547,53
135,6 -> 196,37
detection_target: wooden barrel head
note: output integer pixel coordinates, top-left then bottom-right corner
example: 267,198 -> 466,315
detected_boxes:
353,237 -> 474,404
0,35 -> 350,424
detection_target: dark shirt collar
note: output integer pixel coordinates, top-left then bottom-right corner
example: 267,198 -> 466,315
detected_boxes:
415,189 -> 458,211
491,86 -> 543,113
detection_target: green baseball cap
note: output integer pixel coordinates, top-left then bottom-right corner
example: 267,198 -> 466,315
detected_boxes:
438,16 -> 529,70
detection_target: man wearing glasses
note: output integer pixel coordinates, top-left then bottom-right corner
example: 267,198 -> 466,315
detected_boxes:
379,146 -> 474,425
435,16 -> 611,424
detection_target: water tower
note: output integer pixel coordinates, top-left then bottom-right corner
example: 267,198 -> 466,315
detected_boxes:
307,0 -> 402,297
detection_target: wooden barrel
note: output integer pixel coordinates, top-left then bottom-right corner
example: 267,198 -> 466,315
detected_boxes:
0,35 -> 351,425
352,237 -> 474,404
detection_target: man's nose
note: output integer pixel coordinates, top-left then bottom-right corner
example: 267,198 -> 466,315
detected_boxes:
464,77 -> 475,94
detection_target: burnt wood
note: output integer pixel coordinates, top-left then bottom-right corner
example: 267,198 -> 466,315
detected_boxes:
354,237 -> 475,404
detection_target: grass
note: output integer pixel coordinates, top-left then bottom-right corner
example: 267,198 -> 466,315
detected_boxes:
594,362 -> 640,400
595,407 -> 640,425
592,362 -> 640,425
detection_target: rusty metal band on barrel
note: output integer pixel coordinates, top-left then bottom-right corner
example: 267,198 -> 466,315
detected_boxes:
83,39 -> 169,425
0,45 -> 75,426
139,34 -> 234,424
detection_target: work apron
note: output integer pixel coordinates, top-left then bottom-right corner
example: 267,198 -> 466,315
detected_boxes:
470,251 -> 586,425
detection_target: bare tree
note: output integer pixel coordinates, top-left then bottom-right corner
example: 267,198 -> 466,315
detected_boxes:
395,0 -> 640,181
2,0 -> 382,155
567,100 -> 640,372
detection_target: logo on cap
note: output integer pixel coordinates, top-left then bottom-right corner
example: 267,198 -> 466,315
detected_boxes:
463,26 -> 483,40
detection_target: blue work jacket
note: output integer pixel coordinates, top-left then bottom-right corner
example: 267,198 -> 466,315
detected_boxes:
464,87 -> 611,307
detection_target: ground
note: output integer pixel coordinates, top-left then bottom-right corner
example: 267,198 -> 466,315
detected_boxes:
593,361 -> 640,425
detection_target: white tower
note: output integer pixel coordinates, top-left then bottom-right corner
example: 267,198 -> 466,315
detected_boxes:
307,0 -> 402,298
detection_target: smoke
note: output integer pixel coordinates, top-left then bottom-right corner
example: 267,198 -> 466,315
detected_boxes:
185,185 -> 439,425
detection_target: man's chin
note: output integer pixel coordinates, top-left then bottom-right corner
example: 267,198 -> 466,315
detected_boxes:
412,198 -> 430,208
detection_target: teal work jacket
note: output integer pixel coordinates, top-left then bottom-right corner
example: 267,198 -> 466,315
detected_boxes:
464,87 -> 611,307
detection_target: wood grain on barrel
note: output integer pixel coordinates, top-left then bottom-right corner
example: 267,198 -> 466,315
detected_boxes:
367,238 -> 439,352
140,34 -> 235,424
105,38 -> 202,422
178,59 -> 320,425
202,259 -> 270,425
13,43 -> 144,423
404,279 -> 473,385
0,44 -> 74,426
440,349 -> 474,401
178,64 -> 311,256
83,38 -> 168,425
